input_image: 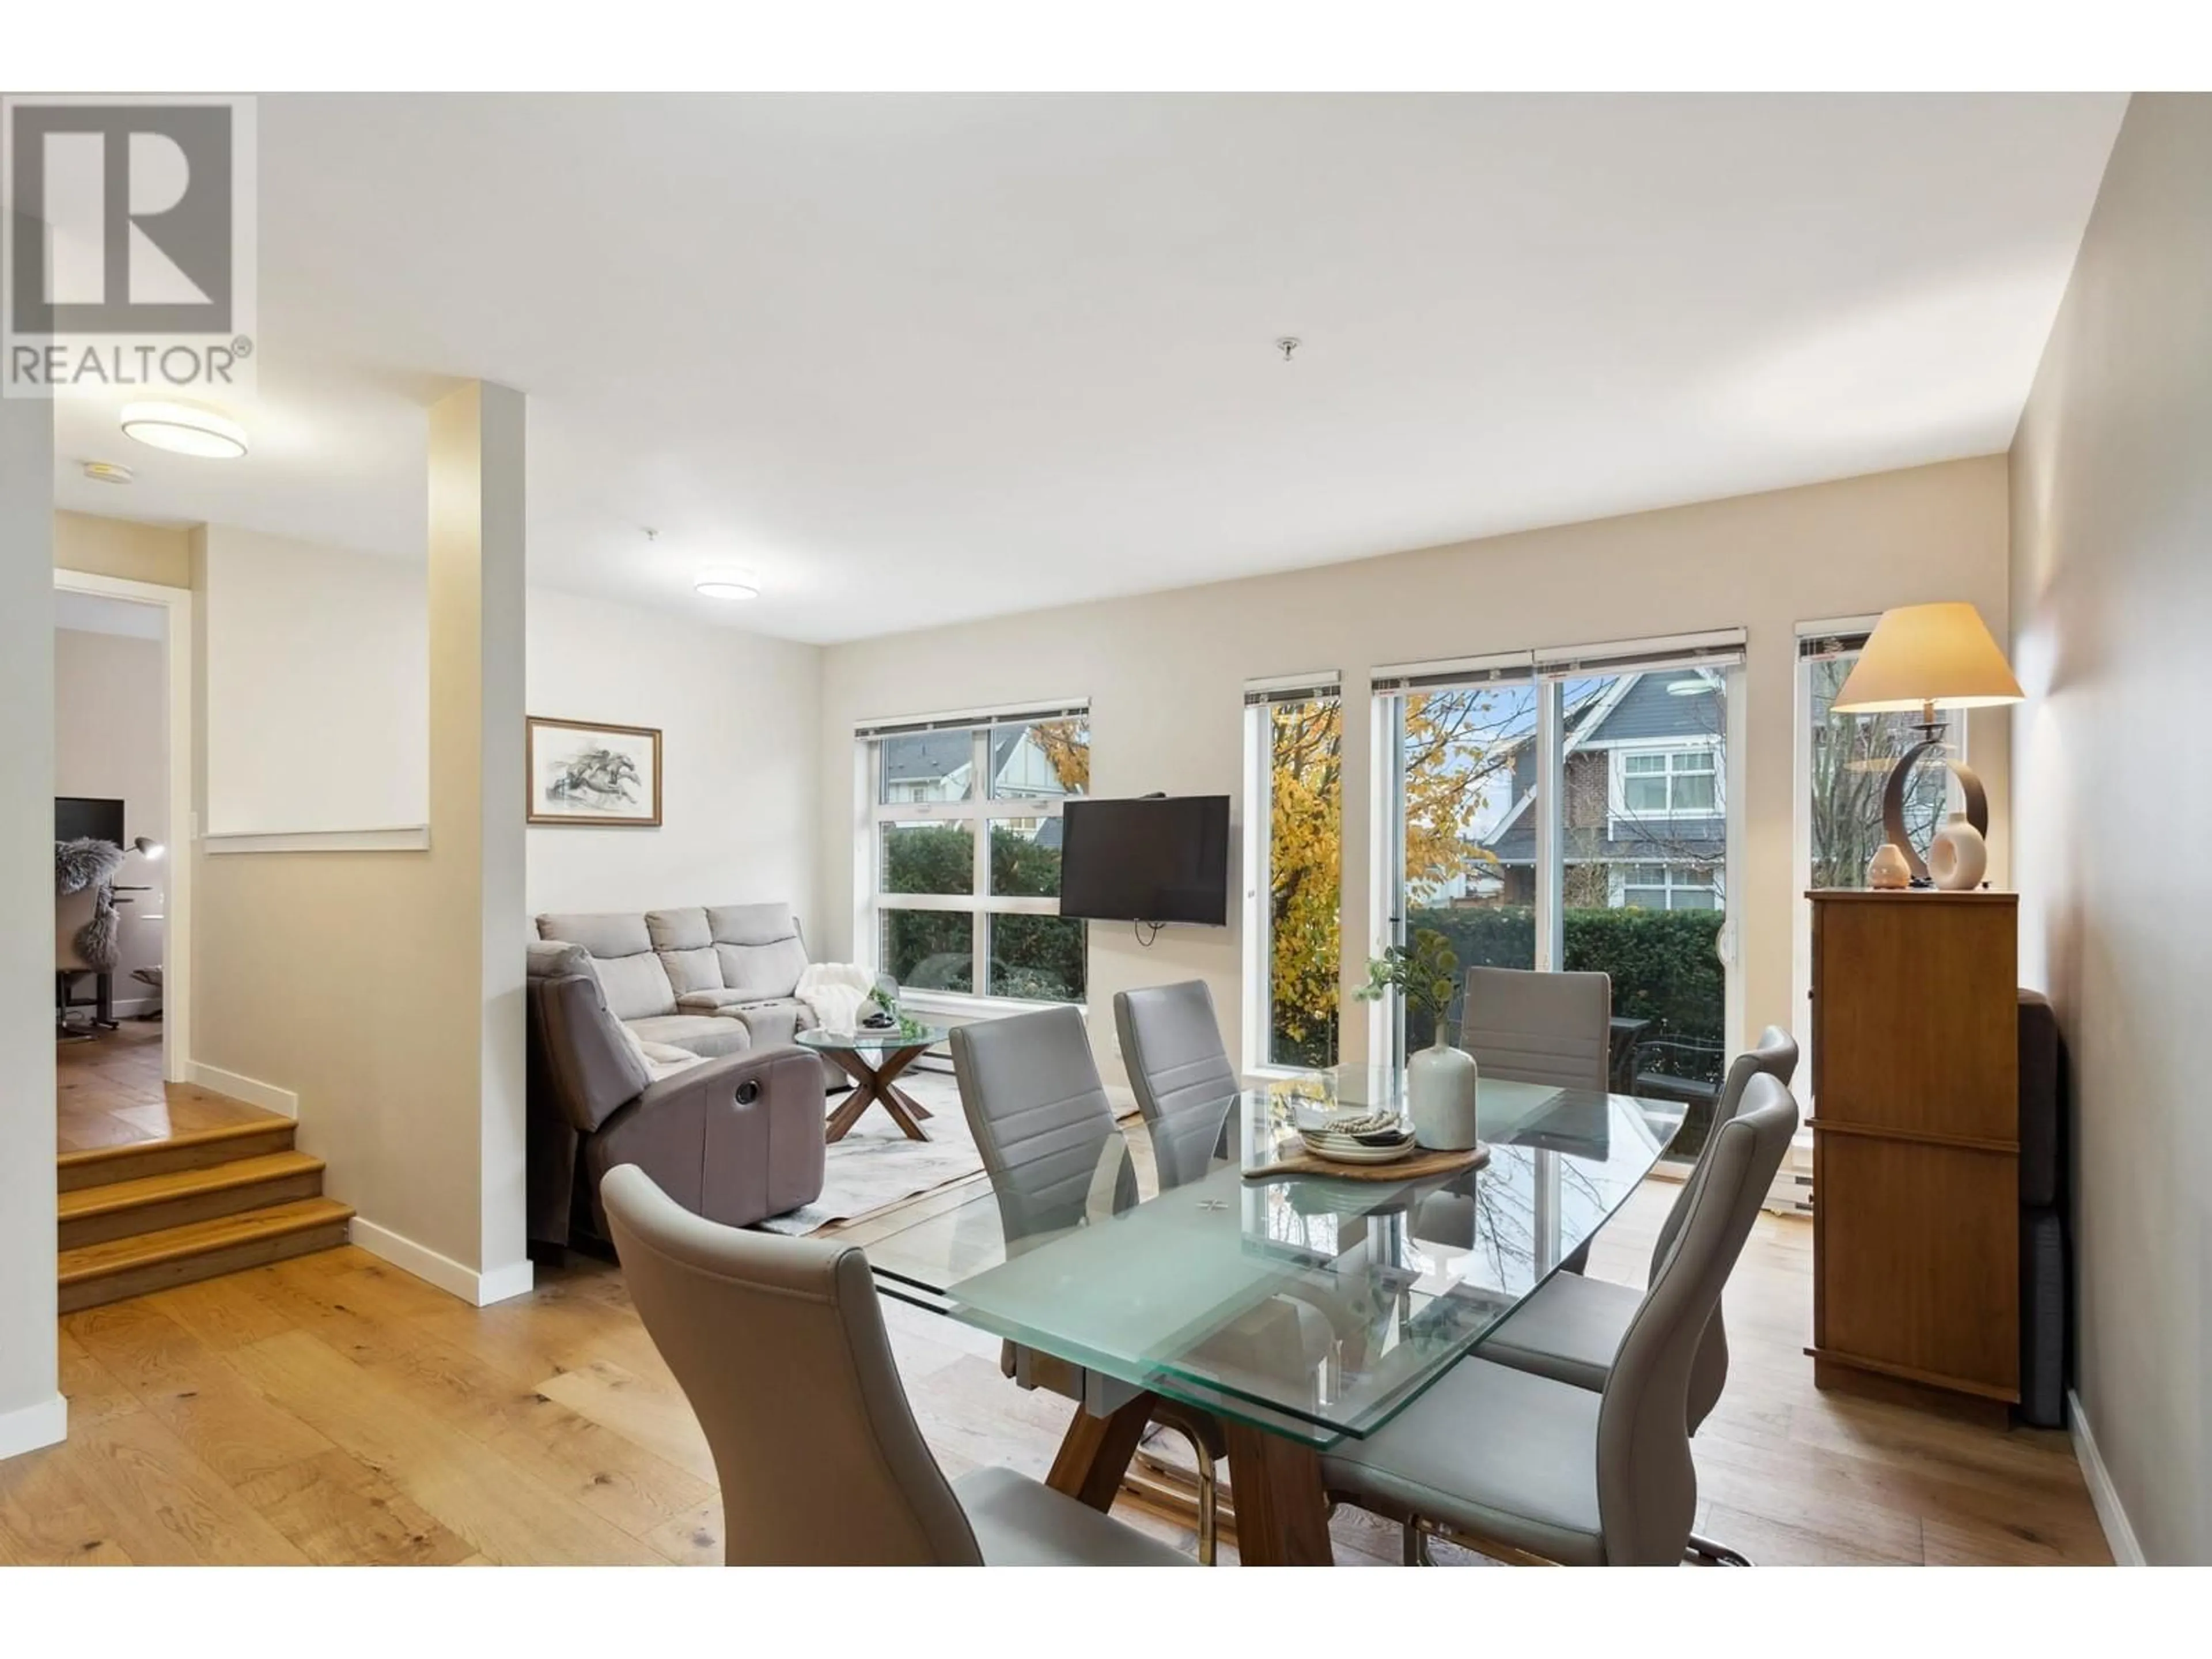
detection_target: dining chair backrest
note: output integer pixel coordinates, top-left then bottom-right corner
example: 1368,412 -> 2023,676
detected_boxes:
952,1006 -> 1135,1245
1651,1023 -> 1800,1433
1593,1077 -> 1798,1565
1115,980 -> 1238,1126
601,1163 -> 983,1565
1459,966 -> 1612,1093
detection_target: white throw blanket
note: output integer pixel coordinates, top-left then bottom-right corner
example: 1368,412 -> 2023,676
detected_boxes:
795,961 -> 876,1034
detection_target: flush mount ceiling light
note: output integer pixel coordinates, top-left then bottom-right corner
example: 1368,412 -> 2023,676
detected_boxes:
119,400 -> 249,459
82,460 -> 134,484
694,571 -> 760,601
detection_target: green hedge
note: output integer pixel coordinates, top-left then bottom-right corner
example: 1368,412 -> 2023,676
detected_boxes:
880,823 -> 1085,1002
1404,904 -> 1725,1078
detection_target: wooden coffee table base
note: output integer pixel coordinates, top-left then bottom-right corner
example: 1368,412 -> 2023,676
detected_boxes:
820,1043 -> 936,1143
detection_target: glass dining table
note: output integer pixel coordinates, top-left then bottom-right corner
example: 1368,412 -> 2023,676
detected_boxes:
850,1066 -> 1684,1564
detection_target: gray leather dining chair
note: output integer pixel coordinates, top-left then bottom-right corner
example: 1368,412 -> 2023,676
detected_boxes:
951,1006 -> 1224,1562
1460,965 -> 1613,1275
1475,1024 -> 1798,1565
1116,980 -> 1239,1126
1458,965 -> 1612,1091
1319,1077 -> 1798,1567
602,1163 -> 1190,1566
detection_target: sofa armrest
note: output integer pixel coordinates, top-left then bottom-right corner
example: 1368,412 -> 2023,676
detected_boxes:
588,1046 -> 827,1232
675,987 -> 753,1012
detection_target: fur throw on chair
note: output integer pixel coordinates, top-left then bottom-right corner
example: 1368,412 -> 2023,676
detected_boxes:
56,838 -> 127,971
55,836 -> 124,895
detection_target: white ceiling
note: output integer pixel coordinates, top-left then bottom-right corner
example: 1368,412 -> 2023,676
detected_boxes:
48,93 -> 2125,644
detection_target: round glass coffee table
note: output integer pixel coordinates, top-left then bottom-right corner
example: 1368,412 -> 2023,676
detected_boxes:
797,1023 -> 950,1143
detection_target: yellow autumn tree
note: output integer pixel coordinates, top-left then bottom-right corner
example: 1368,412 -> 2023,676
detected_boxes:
1029,720 -> 1092,795
1267,689 -> 1518,1064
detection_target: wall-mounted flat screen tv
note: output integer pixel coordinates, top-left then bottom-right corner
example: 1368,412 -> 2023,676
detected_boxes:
56,796 -> 125,846
1058,796 -> 1230,926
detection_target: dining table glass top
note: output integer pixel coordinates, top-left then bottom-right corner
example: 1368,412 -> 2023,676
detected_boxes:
857,1066 -> 1684,1447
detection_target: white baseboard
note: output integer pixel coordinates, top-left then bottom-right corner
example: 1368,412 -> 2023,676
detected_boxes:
187,1061 -> 298,1119
349,1217 -> 535,1308
0,1393 -> 67,1463
2069,1388 -> 2146,1565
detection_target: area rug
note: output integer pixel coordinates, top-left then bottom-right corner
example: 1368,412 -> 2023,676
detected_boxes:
757,1068 -> 984,1236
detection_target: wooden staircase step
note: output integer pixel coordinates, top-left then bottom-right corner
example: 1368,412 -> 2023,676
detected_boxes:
59,1150 -> 328,1251
59,1197 -> 355,1313
58,1116 -> 296,1192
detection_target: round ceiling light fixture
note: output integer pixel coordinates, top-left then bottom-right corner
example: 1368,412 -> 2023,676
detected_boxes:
694,570 -> 760,601
119,400 -> 249,459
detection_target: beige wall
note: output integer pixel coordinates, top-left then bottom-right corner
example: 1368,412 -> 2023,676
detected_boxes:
202,527 -> 429,835
54,509 -> 191,589
189,384 -> 532,1300
2009,92 -> 2211,1565
820,456 -> 2013,1084
1,386 -> 61,1458
526,589 -> 821,922
54,627 -> 169,999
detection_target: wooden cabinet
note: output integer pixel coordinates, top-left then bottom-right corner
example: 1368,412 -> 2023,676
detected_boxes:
1808,890 -> 2018,1408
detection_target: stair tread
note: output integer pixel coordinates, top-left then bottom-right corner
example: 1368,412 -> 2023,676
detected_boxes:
58,1114 -> 294,1171
58,1150 -> 325,1222
59,1197 -> 355,1284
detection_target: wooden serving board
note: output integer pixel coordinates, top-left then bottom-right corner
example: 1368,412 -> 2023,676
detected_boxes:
1241,1141 -> 1491,1184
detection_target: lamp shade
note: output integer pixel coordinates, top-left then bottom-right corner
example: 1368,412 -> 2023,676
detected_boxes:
1831,602 -> 2022,714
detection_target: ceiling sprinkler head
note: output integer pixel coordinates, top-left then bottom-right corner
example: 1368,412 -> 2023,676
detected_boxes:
1275,336 -> 1301,362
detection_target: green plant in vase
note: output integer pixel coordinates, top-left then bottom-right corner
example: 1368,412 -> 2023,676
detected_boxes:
1356,927 -> 1479,1150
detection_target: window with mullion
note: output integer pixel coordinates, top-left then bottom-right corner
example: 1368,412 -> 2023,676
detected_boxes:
866,717 -> 1089,1005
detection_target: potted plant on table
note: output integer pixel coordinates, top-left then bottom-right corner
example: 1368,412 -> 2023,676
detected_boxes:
1355,928 -> 1479,1150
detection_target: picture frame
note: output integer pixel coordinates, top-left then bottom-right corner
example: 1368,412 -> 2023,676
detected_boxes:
526,716 -> 662,827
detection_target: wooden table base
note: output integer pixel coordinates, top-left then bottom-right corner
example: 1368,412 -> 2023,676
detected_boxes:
1044,1394 -> 1336,1566
820,1043 -> 935,1143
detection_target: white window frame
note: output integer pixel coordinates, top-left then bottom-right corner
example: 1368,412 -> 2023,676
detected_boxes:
1612,859 -> 1721,911
858,709 -> 1088,1009
1242,673 -> 1344,1078
1608,741 -> 1721,828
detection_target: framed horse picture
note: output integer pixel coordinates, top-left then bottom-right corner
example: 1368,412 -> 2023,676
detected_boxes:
526,717 -> 662,827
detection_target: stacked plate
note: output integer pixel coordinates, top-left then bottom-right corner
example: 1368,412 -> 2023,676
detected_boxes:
1296,1111 -> 1418,1165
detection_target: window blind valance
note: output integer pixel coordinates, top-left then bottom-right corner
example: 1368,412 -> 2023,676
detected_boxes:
1534,627 -> 1747,679
1368,650 -> 1535,696
854,699 -> 1089,740
1243,672 -> 1341,708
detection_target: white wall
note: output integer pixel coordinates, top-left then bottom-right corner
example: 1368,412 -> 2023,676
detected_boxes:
2009,92 -> 2211,1565
202,526 -> 429,835
54,626 -> 169,1001
526,589 -> 822,926
1,385 -> 62,1460
819,457 -> 2014,1085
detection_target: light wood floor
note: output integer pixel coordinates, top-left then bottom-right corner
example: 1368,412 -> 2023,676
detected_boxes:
0,1171 -> 2111,1566
58,1024 -> 280,1154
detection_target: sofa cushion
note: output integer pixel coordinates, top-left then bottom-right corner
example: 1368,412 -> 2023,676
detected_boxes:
628,1013 -> 754,1058
537,911 -> 678,1021
646,908 -> 725,995
637,1040 -> 709,1084
709,903 -> 809,998
527,940 -> 593,980
591,951 -> 678,1022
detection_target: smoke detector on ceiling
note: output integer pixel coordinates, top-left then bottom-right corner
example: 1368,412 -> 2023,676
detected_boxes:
82,460 -> 134,484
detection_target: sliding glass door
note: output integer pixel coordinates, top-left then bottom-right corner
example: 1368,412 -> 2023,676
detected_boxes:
1244,675 -> 1344,1069
1375,634 -> 1744,1154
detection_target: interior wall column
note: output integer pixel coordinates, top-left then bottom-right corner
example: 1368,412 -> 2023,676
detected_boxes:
427,380 -> 531,1302
0,369 -> 63,1460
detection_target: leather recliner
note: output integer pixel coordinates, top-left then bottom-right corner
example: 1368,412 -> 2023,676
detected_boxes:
527,941 -> 826,1253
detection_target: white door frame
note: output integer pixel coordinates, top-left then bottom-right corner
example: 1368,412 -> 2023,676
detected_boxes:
53,568 -> 192,1085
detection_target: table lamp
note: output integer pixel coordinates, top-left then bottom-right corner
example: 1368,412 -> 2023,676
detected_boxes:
1831,601 -> 2021,886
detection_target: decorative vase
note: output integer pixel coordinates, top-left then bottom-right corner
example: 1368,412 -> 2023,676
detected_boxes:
1928,813 -> 1988,891
1407,1031 -> 1480,1150
1867,842 -> 1914,891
